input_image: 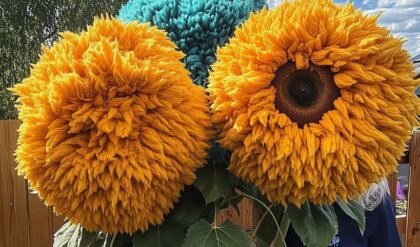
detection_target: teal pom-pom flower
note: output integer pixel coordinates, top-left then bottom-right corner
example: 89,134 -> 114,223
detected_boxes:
118,0 -> 265,86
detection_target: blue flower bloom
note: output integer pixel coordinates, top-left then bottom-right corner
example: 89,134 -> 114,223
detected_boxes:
118,0 -> 265,87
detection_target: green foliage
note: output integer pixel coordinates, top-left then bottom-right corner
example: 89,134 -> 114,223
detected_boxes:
132,222 -> 186,247
54,223 -> 107,247
53,186 -> 369,247
194,162 -> 233,204
253,204 -> 284,246
78,229 -> 108,247
53,222 -> 80,247
337,199 -> 366,234
166,186 -> 206,228
182,219 -> 251,247
286,202 -> 338,247
0,0 -> 127,119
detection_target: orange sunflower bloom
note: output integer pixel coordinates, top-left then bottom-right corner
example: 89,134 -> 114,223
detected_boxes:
12,18 -> 211,233
209,0 -> 420,206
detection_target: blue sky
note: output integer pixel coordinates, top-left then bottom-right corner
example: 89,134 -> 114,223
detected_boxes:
267,0 -> 420,57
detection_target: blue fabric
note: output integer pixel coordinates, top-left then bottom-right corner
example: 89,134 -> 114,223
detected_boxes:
285,196 -> 402,247
118,0 -> 265,87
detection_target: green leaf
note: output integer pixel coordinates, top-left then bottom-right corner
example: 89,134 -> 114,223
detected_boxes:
91,235 -> 107,247
194,162 -> 232,204
199,202 -> 217,223
254,204 -> 283,245
337,199 -> 366,233
286,202 -> 338,247
228,195 -> 243,215
68,224 -> 81,247
113,233 -> 133,247
182,219 -> 251,247
53,222 -> 79,247
167,186 -> 205,228
132,222 -> 186,247
79,228 -> 99,247
255,236 -> 270,247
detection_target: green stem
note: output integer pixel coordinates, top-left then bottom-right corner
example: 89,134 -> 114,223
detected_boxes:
219,194 -> 242,208
213,203 -> 218,227
234,189 -> 281,233
110,234 -> 117,247
279,214 -> 291,239
250,203 -> 276,240
235,189 -> 289,247
272,214 -> 290,247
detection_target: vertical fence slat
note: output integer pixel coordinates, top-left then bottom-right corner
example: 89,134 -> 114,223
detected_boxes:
387,172 -> 397,204
216,198 -> 259,231
0,120 -> 31,247
28,191 -> 53,247
0,121 -> 12,247
405,131 -> 420,247
51,209 -> 66,238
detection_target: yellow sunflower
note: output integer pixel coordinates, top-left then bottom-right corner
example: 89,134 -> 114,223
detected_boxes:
12,18 -> 211,233
209,0 -> 420,206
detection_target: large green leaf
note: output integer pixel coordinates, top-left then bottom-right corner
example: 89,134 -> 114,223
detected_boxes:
194,162 -> 232,204
337,199 -> 366,233
167,186 -> 205,228
113,233 -> 133,247
79,228 -> 100,247
182,219 -> 251,247
254,204 -> 284,246
53,222 -> 80,247
255,236 -> 270,247
132,222 -> 186,247
199,202 -> 218,223
286,202 -> 338,247
67,225 -> 81,247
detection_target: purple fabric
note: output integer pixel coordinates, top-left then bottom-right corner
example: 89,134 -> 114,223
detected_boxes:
396,181 -> 405,200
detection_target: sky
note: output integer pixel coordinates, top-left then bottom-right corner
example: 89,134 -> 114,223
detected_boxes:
266,0 -> 420,58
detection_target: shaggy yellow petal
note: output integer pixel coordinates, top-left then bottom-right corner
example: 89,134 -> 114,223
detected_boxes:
12,18 -> 211,234
209,0 -> 420,206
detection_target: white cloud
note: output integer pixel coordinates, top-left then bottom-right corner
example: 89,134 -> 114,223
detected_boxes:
366,7 -> 419,23
395,33 -> 420,57
266,0 -> 420,56
266,0 -> 283,8
364,0 -> 420,56
395,0 -> 420,8
377,0 -> 396,8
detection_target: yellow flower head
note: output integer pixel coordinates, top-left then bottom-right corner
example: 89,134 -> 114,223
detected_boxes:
12,18 -> 211,233
209,0 -> 420,206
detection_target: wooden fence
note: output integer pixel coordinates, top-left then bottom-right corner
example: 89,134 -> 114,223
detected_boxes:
1,120 -> 419,247
0,120 -> 65,247
402,130 -> 420,246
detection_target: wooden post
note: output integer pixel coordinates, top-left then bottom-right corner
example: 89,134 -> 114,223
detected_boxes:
405,130 -> 420,247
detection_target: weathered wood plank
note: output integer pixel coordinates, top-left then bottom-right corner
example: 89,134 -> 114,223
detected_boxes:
396,215 -> 407,238
0,120 -> 31,247
216,198 -> 259,231
28,190 -> 53,247
405,130 -> 420,247
388,172 -> 397,204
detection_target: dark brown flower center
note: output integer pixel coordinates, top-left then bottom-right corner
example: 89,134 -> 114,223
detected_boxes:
272,62 -> 341,128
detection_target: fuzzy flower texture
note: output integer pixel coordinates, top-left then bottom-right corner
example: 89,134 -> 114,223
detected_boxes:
118,0 -> 265,87
12,18 -> 211,233
209,0 -> 420,206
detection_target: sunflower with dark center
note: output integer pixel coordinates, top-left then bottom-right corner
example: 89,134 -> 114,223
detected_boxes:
209,0 -> 420,206
12,18 -> 211,233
